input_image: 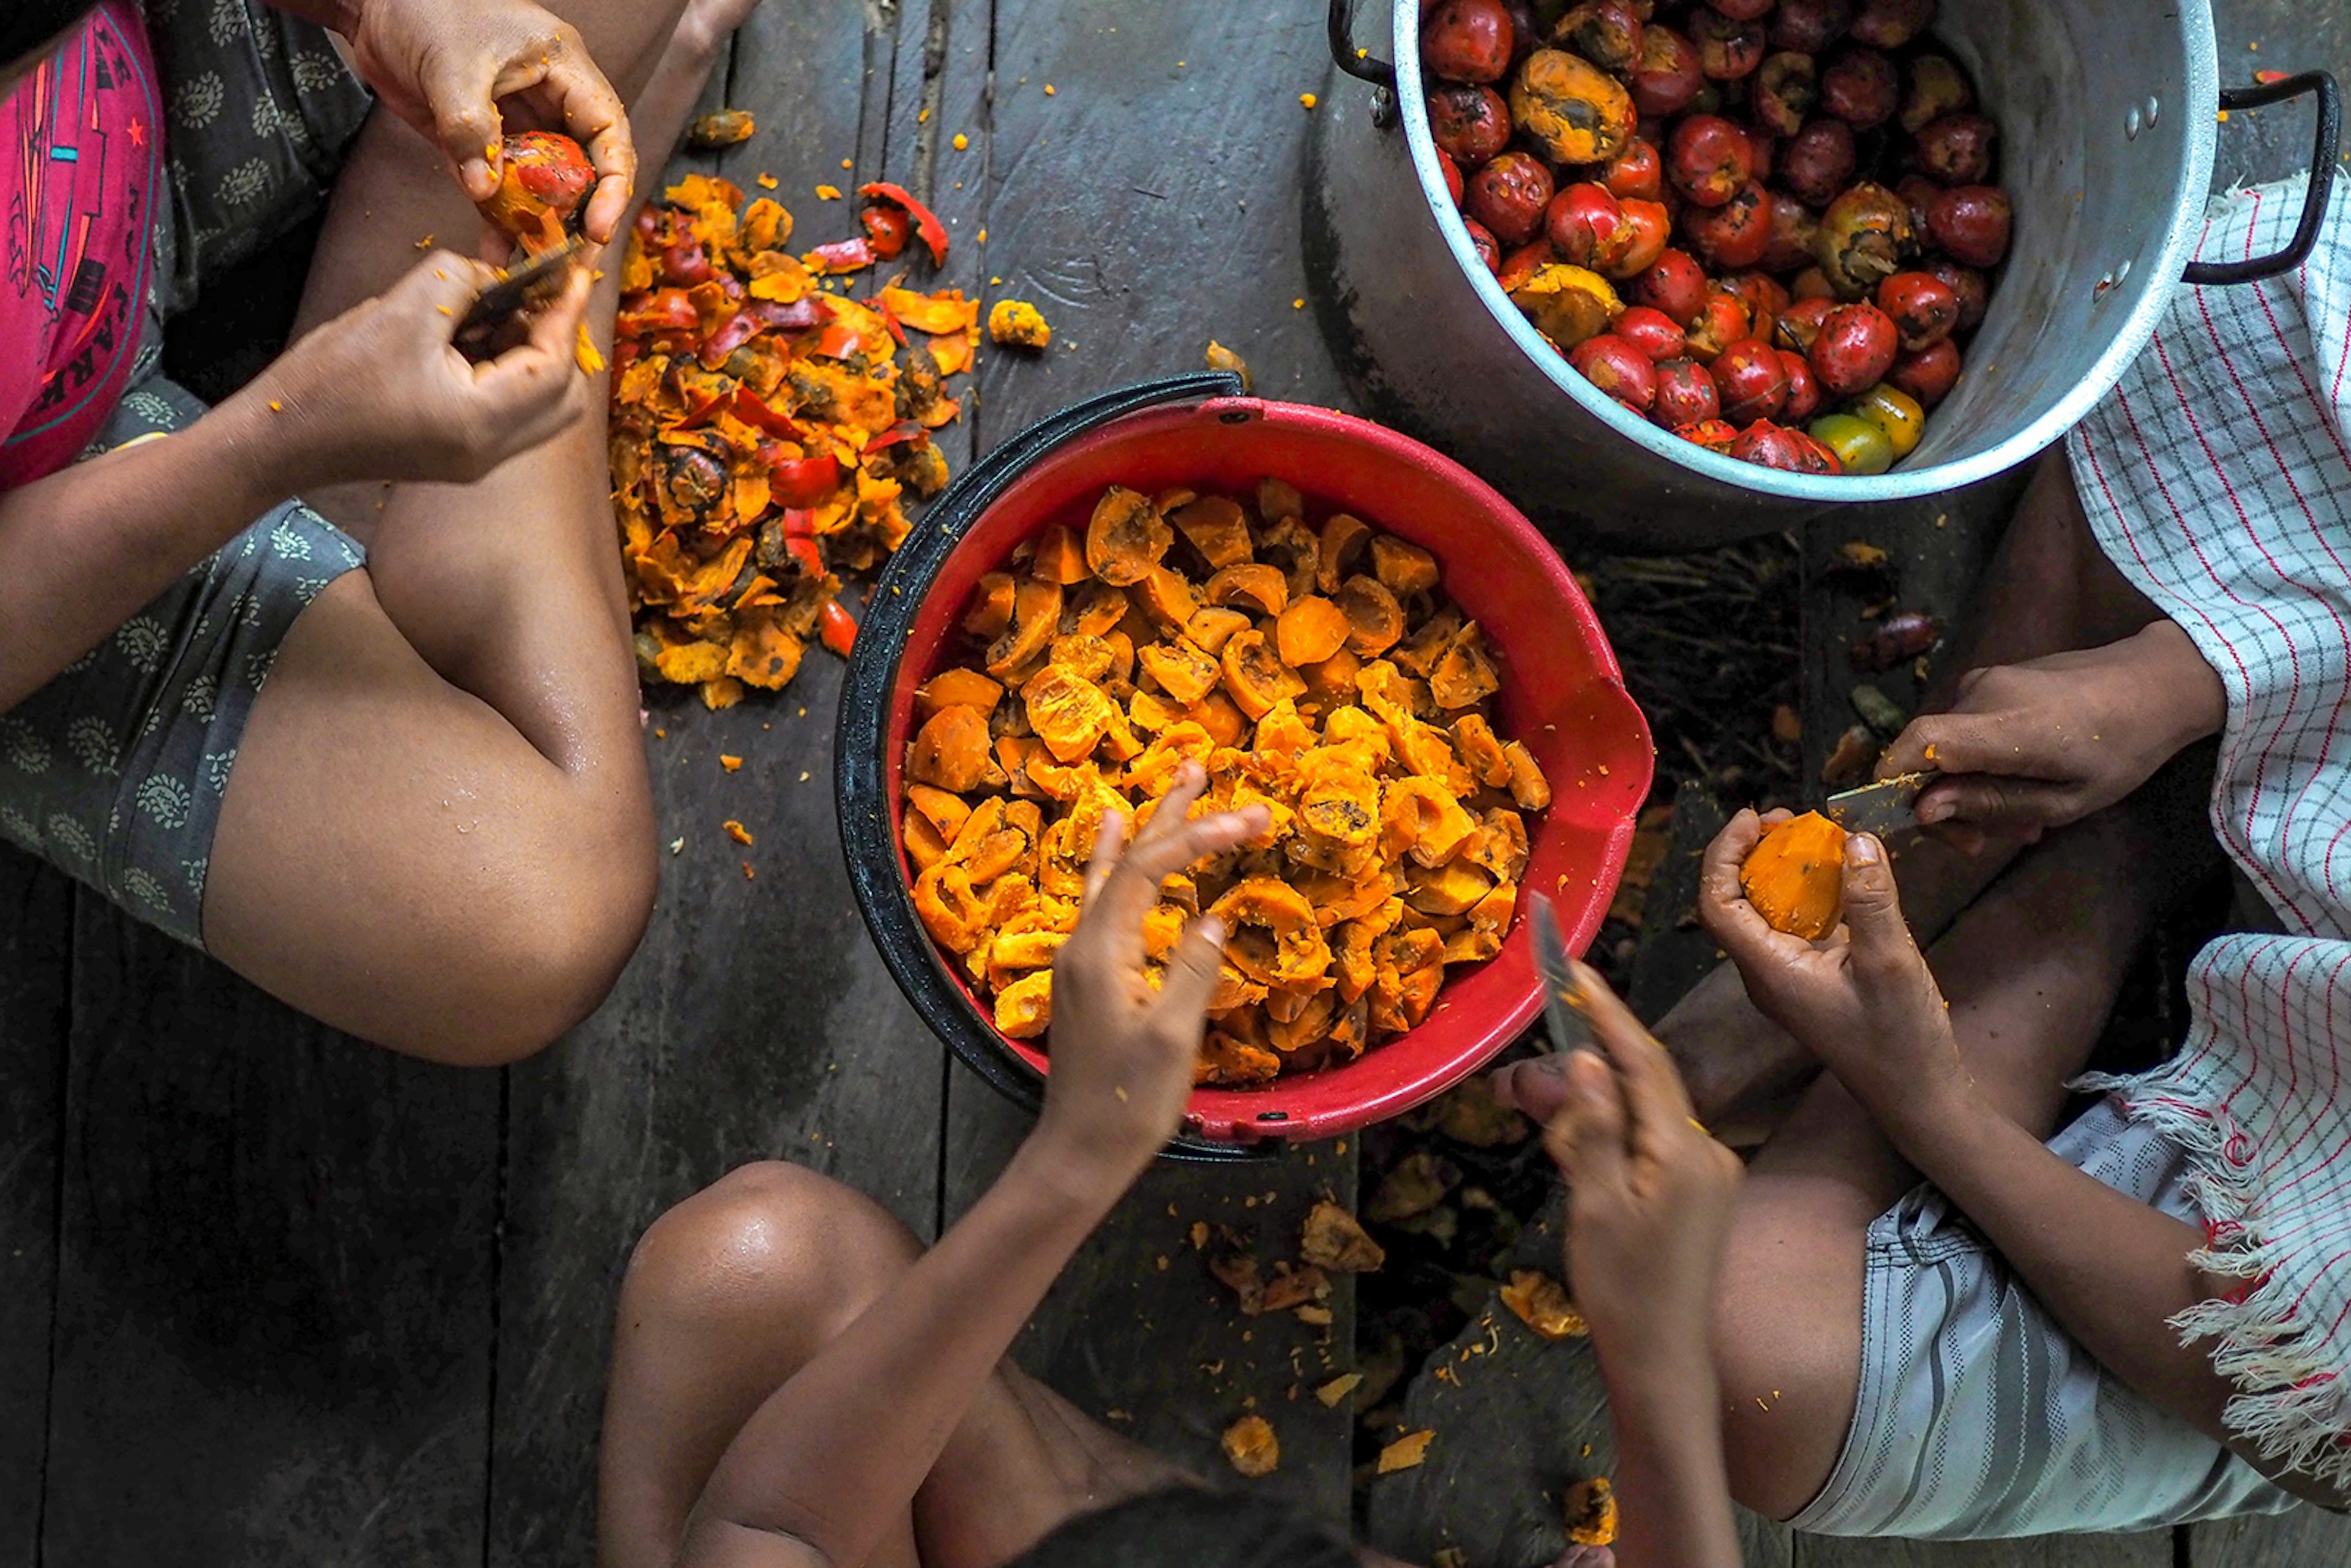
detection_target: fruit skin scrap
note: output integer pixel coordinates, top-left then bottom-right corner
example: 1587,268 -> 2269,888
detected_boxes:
1378,1428 -> 1436,1473
857,182 -> 950,266
687,109 -> 757,149
610,181 -> 974,703
1220,1413 -> 1280,1477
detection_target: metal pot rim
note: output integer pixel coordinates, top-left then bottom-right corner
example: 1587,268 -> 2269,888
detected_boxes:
1390,0 -> 2221,502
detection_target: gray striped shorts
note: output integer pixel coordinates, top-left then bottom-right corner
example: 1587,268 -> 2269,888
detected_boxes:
1790,1097 -> 2302,1537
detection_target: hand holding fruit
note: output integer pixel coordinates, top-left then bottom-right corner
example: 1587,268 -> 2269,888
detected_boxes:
340,0 -> 634,244
1698,809 -> 1968,1130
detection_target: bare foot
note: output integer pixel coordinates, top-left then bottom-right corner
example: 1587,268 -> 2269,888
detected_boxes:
1649,959 -> 1814,1147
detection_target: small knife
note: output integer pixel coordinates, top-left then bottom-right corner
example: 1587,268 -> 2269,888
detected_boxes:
454,234 -> 587,362
1527,891 -> 1598,1054
1824,771 -> 1932,838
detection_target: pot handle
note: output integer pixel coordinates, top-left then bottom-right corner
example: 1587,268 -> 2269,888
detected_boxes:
1327,0 -> 1400,94
833,369 -> 1273,1165
2184,70 -> 2341,286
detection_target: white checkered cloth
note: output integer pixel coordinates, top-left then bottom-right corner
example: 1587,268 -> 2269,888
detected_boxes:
2070,170 -> 2351,1491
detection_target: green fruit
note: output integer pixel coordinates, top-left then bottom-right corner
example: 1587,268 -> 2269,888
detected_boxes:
1809,412 -> 1894,475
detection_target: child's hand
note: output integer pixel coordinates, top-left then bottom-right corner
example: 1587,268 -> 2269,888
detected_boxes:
1697,810 -> 1968,1132
1492,967 -> 1742,1371
344,0 -> 636,242
251,250 -> 592,492
1030,763 -> 1269,1187
1878,621 -> 2222,839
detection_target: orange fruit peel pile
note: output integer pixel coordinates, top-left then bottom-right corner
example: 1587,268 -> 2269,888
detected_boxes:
610,174 -> 980,708
901,479 -> 1553,1084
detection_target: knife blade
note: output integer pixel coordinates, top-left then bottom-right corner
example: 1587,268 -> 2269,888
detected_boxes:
1527,891 -> 1597,1054
453,234 -> 587,362
1823,771 -> 1932,838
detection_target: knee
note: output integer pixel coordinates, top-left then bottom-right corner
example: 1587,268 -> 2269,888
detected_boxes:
430,821 -> 658,1067
1709,1222 -> 1866,1521
620,1163 -> 921,1346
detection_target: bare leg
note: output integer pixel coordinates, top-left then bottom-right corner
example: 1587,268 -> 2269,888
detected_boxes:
1663,449 -> 2169,1137
599,1163 -> 1187,1568
1708,781 -> 2221,1520
200,0 -> 741,1062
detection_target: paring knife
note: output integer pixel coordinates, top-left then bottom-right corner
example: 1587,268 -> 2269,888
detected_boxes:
1527,891 -> 1599,1054
453,234 -> 587,361
1823,771 -> 1933,838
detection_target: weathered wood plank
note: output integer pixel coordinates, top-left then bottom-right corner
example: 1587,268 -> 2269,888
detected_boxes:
978,0 -> 1355,416
1364,1194 -> 1794,1568
484,9 -> 957,1563
2207,2 -> 2351,193
880,0 -> 992,551
1798,479 -> 2019,808
42,893 -> 500,1567
0,849 -> 70,1564
1625,780 -> 1729,1026
950,1079 -> 1360,1520
1794,1533 -> 2173,1566
930,0 -> 1369,1518
2190,1506 -> 2351,1566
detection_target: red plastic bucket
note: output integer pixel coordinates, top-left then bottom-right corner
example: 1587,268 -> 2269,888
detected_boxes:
838,374 -> 1653,1157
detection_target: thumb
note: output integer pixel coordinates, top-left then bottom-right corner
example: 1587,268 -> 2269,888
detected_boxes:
1153,914 -> 1228,1029
1914,773 -> 2077,831
1490,1054 -> 1575,1125
1838,835 -> 1915,966
427,53 -> 506,203
1545,1050 -> 1628,1192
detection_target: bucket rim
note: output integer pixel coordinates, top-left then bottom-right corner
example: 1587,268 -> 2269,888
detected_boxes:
835,386 -> 1651,1153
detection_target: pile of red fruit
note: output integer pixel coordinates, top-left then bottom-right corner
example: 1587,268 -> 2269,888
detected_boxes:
1421,0 -> 2008,475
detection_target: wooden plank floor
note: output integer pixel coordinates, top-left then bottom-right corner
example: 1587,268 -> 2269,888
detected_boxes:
2,0 -> 2347,1564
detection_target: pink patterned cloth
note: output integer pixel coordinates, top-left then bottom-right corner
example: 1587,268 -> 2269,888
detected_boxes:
2071,171 -> 2351,1488
0,0 -> 159,486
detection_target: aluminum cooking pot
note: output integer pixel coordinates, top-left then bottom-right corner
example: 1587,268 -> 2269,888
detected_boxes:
1307,0 -> 2340,549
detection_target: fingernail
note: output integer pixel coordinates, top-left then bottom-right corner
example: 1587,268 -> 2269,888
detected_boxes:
1198,916 -> 1226,945
1916,798 -> 1951,824
1847,833 -> 1883,865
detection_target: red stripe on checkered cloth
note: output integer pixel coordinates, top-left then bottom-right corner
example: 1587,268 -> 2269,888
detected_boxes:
2070,172 -> 2351,1489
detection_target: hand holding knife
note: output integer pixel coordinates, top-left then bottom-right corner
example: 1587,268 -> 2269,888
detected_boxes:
452,234 -> 588,362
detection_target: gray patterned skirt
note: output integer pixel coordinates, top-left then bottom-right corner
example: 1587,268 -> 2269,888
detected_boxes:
0,2 -> 373,945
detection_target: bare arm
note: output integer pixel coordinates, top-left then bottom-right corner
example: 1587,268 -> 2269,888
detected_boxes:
1493,967 -> 1747,1568
0,391 -> 287,708
1880,1087 -> 2343,1508
1884,1093 -> 2228,1430
1603,1353 -> 1744,1568
1700,817 -> 2344,1511
677,768 -> 1267,1568
676,1146 -> 1122,1568
0,252 -> 589,712
258,0 -> 635,242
